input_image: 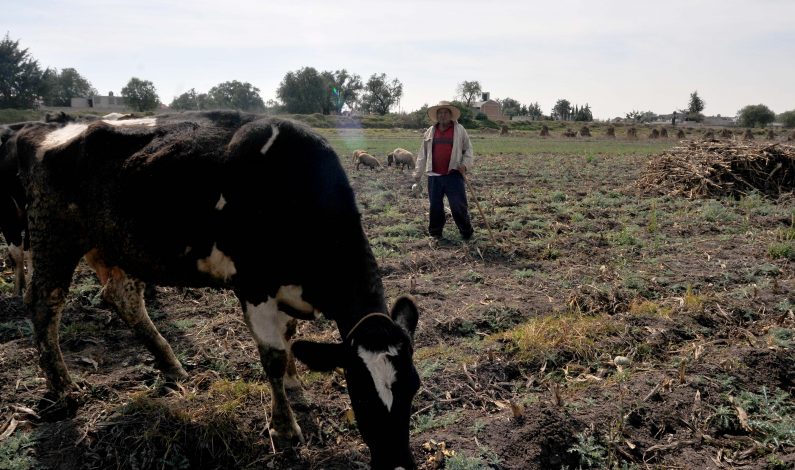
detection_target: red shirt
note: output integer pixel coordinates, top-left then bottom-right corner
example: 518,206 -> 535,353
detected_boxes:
432,124 -> 454,175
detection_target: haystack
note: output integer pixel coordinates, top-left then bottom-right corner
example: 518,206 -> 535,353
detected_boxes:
636,141 -> 795,198
540,125 -> 550,137
744,129 -> 754,140
649,129 -> 660,139
767,129 -> 776,140
579,126 -> 591,137
627,127 -> 637,138
500,125 -> 509,136
676,129 -> 686,139
606,126 -> 616,138
660,128 -> 668,138
563,128 -> 577,138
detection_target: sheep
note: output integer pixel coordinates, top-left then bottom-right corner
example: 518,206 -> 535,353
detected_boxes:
355,152 -> 383,170
387,148 -> 416,170
351,149 -> 367,164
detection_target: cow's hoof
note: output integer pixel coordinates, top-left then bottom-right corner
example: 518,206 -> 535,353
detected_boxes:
38,389 -> 82,421
163,365 -> 189,382
283,374 -> 302,390
269,424 -> 305,450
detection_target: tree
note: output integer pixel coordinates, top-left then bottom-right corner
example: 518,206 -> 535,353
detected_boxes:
778,110 -> 795,128
361,73 -> 403,115
552,99 -> 572,121
737,104 -> 776,128
573,103 -> 593,122
688,91 -> 705,114
0,33 -> 45,108
527,102 -> 543,120
277,67 -> 327,114
169,88 -> 211,110
322,69 -> 363,114
207,81 -> 265,112
121,77 -> 159,112
499,97 -> 521,118
456,81 -> 482,107
41,67 -> 97,106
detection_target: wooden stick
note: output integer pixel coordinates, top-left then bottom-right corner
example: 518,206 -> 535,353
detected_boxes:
463,173 -> 499,247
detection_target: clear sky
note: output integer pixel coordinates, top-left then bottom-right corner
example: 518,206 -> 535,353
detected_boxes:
6,0 -> 795,120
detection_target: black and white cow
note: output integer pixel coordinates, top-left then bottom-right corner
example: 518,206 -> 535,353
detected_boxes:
13,111 -> 421,469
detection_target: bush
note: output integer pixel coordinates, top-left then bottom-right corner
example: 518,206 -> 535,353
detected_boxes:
0,108 -> 41,124
778,110 -> 795,128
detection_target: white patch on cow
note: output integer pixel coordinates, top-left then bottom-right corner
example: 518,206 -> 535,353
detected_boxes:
358,345 -> 399,411
259,125 -> 280,155
102,112 -> 129,120
245,298 -> 291,351
38,124 -> 89,158
102,117 -> 157,127
184,246 -> 192,255
215,194 -> 227,210
196,244 -> 236,280
276,285 -> 315,315
67,203 -> 78,211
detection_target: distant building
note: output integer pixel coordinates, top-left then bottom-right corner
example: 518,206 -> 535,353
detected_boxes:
470,92 -> 505,121
70,91 -> 128,111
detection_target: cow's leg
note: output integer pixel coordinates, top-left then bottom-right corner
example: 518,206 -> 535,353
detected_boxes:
242,298 -> 304,446
88,257 -> 187,381
8,243 -> 25,296
283,317 -> 301,389
28,250 -> 81,396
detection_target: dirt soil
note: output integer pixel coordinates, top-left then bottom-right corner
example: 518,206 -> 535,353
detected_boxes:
1,139 -> 794,469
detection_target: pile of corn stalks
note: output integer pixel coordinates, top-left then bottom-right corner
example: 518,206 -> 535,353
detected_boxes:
637,140 -> 795,198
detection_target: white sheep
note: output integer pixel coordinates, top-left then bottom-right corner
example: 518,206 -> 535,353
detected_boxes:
354,152 -> 383,171
387,148 -> 416,170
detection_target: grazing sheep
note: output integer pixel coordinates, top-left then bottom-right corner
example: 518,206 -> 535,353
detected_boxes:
351,149 -> 367,164
676,129 -> 686,139
649,129 -> 660,139
540,125 -> 550,137
606,126 -> 616,138
562,128 -> 577,138
387,148 -> 416,170
767,129 -> 775,140
660,128 -> 668,138
579,126 -> 591,137
627,127 -> 637,138
355,152 -> 383,170
500,125 -> 509,136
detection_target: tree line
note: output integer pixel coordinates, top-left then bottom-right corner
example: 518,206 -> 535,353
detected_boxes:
2,33 -> 794,127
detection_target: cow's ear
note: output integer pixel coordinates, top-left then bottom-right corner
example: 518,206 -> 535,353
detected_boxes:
391,296 -> 419,340
292,340 -> 344,372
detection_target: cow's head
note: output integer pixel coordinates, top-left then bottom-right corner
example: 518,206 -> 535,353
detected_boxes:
292,296 -> 420,470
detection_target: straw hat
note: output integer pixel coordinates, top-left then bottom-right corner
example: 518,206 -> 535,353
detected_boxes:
427,101 -> 461,123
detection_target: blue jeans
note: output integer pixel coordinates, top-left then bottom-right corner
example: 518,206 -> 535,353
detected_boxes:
427,172 -> 473,238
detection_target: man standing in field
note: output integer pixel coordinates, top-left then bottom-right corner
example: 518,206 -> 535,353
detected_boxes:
413,101 -> 475,240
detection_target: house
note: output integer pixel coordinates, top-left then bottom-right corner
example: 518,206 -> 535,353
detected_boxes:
70,91 -> 128,111
471,92 -> 505,121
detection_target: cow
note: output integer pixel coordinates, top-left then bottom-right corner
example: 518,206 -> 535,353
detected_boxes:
13,111 -> 421,470
1,125 -> 31,296
387,148 -> 416,171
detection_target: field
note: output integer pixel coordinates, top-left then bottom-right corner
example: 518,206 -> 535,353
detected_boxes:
1,129 -> 794,469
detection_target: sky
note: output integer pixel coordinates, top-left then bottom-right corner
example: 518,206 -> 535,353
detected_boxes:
6,0 -> 795,120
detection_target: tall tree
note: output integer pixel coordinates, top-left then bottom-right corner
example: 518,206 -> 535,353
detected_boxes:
574,103 -> 593,122
456,80 -> 482,107
277,67 -> 326,114
500,97 -> 521,118
778,110 -> 795,128
737,104 -> 776,128
169,88 -> 211,110
552,99 -> 572,121
322,69 -> 363,114
0,34 -> 45,108
41,67 -> 97,106
361,73 -> 403,115
527,102 -> 543,120
121,77 -> 160,112
688,91 -> 705,114
207,81 -> 265,111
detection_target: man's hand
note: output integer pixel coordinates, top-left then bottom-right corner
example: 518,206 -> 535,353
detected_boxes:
459,164 -> 467,175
